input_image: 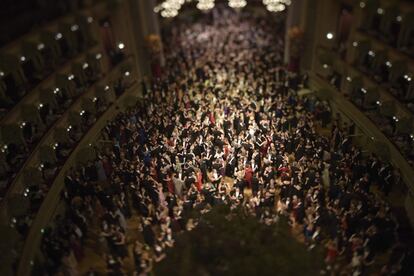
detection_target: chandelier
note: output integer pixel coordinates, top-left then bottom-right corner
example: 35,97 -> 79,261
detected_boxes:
154,0 -> 290,18
263,0 -> 291,12
197,0 -> 215,11
228,0 -> 247,9
154,0 -> 186,18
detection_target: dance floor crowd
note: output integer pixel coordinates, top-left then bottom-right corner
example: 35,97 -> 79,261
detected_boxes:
40,6 -> 413,276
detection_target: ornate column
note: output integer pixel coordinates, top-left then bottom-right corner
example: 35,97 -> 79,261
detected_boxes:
114,0 -> 164,81
137,0 -> 165,79
284,0 -> 304,70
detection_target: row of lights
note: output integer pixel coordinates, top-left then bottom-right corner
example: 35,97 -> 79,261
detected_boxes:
352,78 -> 411,95
16,23 -> 100,68
1,139 -> 92,156
4,50 -> 101,77
359,2 -> 403,22
36,84 -> 108,113
362,95 -> 401,123
67,51 -> 103,80
197,0 -> 215,11
263,0 -> 291,12
154,0 -> 186,18
228,0 -> 247,9
20,105 -> 93,129
23,187 -> 30,197
345,77 -> 396,111
45,16 -> 93,64
1,144 -> 8,153
352,41 -> 412,82
358,90 -> 402,124
33,66 -> 114,116
154,0 -> 290,18
55,24 -> 79,40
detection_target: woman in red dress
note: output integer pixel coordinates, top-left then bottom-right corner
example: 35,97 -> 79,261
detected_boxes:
244,164 -> 253,189
166,173 -> 175,194
325,239 -> 338,265
196,170 -> 203,192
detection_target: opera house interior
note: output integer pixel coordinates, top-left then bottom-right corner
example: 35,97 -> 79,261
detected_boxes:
1,0 -> 414,275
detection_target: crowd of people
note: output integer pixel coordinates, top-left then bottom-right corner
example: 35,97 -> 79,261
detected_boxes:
40,6 -> 413,276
